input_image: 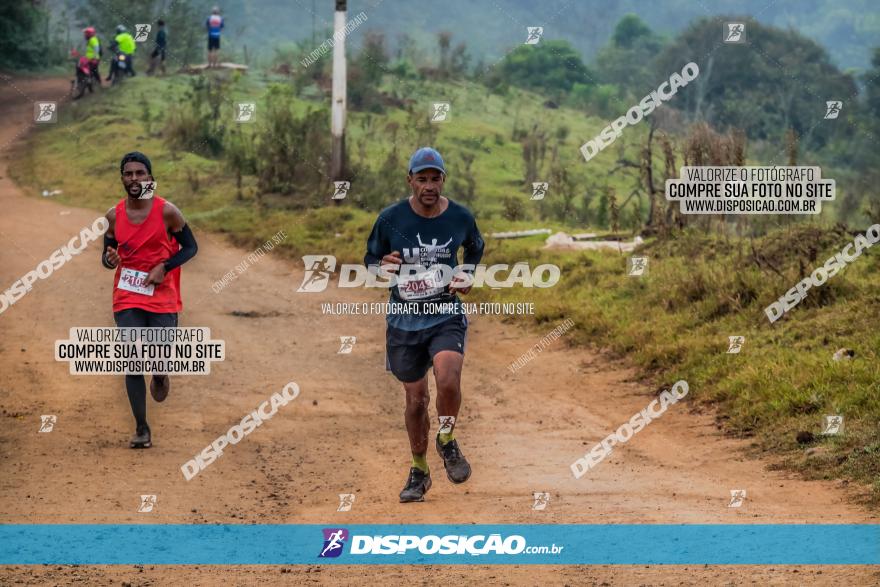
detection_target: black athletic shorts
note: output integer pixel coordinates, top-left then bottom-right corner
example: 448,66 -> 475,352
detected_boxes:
385,314 -> 467,383
208,37 -> 220,51
151,47 -> 166,61
114,307 -> 178,329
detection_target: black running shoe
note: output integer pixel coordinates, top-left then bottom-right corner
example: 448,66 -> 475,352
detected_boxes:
399,467 -> 432,502
436,436 -> 471,484
130,425 -> 152,449
150,375 -> 170,402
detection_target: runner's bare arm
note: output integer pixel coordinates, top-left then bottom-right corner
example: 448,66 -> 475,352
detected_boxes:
162,201 -> 186,233
102,207 -> 119,269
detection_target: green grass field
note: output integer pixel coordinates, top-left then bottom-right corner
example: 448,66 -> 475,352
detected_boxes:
11,72 -> 879,504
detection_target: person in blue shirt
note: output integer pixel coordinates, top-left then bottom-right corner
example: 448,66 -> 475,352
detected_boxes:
364,147 -> 485,503
206,6 -> 224,68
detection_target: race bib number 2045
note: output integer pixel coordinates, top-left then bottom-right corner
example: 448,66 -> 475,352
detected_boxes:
118,267 -> 155,296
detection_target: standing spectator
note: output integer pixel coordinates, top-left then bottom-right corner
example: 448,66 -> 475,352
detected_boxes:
206,7 -> 224,68
147,20 -> 167,75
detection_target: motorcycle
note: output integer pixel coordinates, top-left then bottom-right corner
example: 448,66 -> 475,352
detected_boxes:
109,50 -> 128,85
69,50 -> 93,100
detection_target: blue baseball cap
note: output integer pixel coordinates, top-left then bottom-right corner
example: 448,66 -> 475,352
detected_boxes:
408,147 -> 446,175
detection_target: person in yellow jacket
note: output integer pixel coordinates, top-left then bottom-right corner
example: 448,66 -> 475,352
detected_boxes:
107,24 -> 137,81
83,27 -> 102,85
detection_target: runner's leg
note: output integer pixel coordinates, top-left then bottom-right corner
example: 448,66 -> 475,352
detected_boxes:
387,325 -> 433,470
433,350 -> 463,441
388,325 -> 434,500
399,375 -> 433,501
428,315 -> 467,442
403,377 -> 430,465
113,308 -> 149,429
147,312 -> 177,400
427,316 -> 471,483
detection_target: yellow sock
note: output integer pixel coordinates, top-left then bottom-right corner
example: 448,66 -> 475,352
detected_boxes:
412,454 -> 429,473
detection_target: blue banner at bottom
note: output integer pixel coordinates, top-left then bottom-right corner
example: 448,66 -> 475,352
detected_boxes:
0,524 -> 877,565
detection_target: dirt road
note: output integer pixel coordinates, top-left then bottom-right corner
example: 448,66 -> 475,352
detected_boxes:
0,76 -> 876,586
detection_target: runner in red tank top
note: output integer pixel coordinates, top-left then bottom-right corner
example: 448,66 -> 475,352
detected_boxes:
111,194 -> 182,313
102,152 -> 199,448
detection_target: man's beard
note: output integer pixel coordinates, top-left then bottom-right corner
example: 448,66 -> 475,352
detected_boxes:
127,183 -> 144,198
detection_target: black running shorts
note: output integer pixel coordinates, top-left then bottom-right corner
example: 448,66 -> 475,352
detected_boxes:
385,314 -> 467,382
208,37 -> 220,51
114,308 -> 178,329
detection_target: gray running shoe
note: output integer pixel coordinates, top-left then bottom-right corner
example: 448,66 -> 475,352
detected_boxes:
130,425 -> 152,449
399,467 -> 432,502
436,436 -> 471,484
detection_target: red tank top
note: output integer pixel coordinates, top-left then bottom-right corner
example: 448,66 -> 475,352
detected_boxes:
112,196 -> 182,313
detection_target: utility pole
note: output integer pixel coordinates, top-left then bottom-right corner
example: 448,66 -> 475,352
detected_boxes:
329,0 -> 347,184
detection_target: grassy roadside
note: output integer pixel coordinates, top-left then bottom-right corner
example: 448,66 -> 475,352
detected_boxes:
486,228 -> 880,504
10,74 -> 879,505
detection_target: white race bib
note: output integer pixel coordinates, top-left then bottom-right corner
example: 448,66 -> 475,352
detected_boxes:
117,267 -> 155,296
398,267 -> 444,300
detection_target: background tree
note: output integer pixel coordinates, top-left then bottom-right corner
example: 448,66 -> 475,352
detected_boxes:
490,40 -> 596,102
0,2 -> 65,69
656,16 -> 856,152
595,14 -> 666,97
349,30 -> 389,111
